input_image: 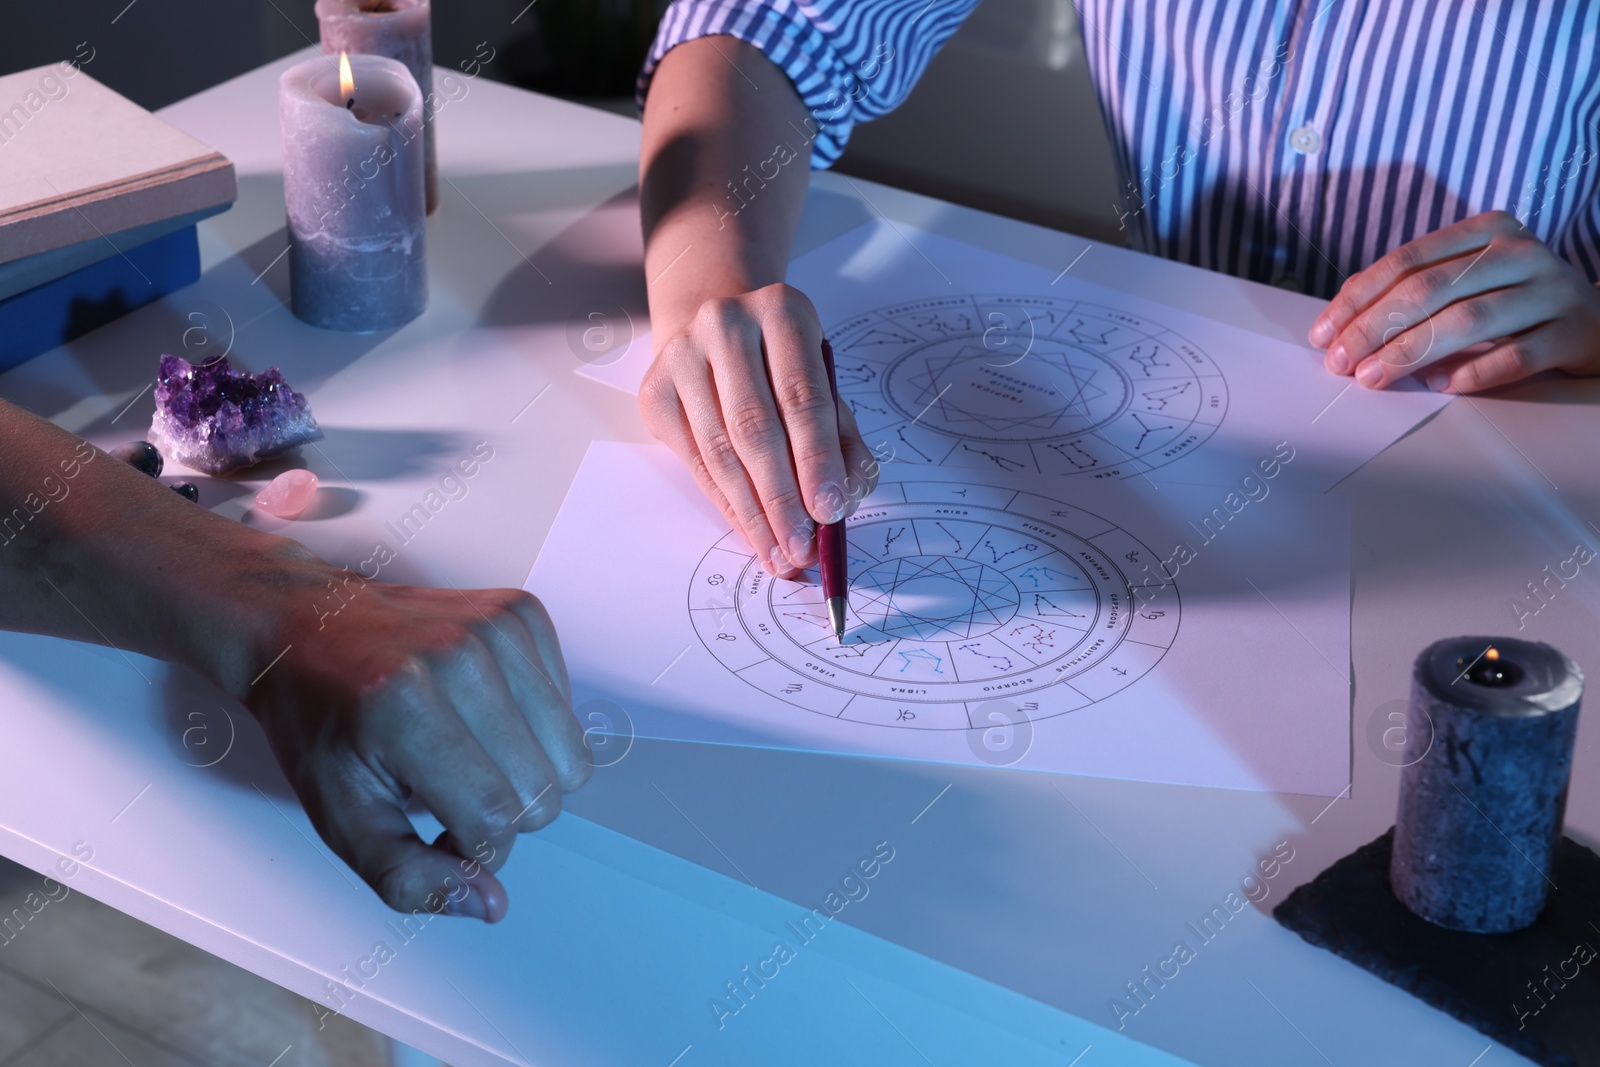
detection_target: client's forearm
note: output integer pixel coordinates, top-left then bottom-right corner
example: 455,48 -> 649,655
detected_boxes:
0,398 -> 317,697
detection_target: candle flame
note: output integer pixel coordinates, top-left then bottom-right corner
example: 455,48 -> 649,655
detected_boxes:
1485,646 -> 1500,661
338,51 -> 355,102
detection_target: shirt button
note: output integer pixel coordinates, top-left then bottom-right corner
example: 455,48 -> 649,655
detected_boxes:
1289,124 -> 1322,154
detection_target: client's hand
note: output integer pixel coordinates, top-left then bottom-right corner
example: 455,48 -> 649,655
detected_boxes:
0,401 -> 592,922
243,551 -> 591,922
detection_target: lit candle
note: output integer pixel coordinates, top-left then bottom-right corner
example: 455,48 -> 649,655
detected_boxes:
1391,636 -> 1583,933
279,51 -> 427,332
316,0 -> 437,214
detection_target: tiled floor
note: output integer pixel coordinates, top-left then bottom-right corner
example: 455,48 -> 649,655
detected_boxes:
0,855 -> 395,1067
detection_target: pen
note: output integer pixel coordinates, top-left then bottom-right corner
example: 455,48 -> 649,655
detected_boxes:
817,339 -> 849,640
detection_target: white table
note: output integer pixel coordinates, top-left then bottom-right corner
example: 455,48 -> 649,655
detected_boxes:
1,48 -> 1594,1067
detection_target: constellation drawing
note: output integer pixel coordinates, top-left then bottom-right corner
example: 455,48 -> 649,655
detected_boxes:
981,539 -> 1037,565
1032,593 -> 1084,618
933,522 -> 963,552
689,481 -> 1181,731
1009,622 -> 1057,654
897,648 -> 945,674
1129,345 -> 1173,376
1068,319 -> 1117,345
961,444 -> 1027,471
957,642 -> 1013,672
1047,440 -> 1100,469
1141,382 -> 1192,411
1017,566 -> 1073,588
835,360 -> 878,388
910,311 -> 973,335
830,294 -> 1227,478
894,426 -> 933,462
1129,412 -> 1173,451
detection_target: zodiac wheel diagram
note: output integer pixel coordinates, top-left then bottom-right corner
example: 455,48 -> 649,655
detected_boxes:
827,294 -> 1228,479
688,481 -> 1181,730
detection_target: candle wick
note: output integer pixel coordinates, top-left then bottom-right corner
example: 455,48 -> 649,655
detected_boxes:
346,97 -> 356,110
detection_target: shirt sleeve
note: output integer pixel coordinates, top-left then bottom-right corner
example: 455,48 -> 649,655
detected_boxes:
637,0 -> 982,169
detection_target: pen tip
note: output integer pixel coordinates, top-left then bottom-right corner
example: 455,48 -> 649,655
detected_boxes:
827,596 -> 847,641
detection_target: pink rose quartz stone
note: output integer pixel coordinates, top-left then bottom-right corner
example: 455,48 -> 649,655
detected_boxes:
255,469 -> 319,519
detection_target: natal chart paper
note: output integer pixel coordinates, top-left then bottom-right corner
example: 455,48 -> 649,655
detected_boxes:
529,443 -> 1352,796
545,220 -> 1463,793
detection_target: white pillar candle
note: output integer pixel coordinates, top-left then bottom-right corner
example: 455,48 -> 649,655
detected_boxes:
279,52 -> 427,332
315,0 -> 437,214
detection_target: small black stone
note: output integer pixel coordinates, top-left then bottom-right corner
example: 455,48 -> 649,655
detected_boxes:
171,482 -> 200,503
110,440 -> 163,477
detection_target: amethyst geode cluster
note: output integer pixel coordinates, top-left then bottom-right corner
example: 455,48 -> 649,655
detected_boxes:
149,354 -> 323,475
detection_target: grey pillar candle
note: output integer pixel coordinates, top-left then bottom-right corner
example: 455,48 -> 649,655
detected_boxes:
280,52 -> 427,332
1391,636 -> 1583,933
316,0 -> 437,214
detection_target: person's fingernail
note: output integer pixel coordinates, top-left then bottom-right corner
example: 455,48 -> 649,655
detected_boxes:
1427,371 -> 1451,392
518,799 -> 558,829
1309,317 -> 1333,346
444,888 -> 490,921
815,482 -> 846,524
1327,343 -> 1349,374
1355,359 -> 1383,388
787,520 -> 815,566
768,544 -> 789,573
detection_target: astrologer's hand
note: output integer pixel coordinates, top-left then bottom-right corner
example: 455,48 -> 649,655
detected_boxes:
639,283 -> 880,579
240,551 -> 592,921
1310,209 -> 1600,393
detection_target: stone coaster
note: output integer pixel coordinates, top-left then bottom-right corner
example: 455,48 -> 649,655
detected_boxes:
1274,828 -> 1600,1067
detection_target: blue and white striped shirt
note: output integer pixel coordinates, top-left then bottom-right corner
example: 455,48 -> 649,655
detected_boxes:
640,0 -> 1600,299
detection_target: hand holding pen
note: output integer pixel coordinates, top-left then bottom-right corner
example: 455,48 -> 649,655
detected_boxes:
638,285 -> 880,579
